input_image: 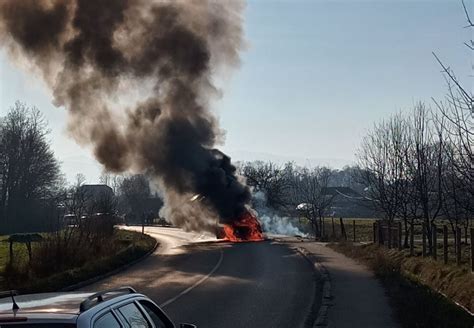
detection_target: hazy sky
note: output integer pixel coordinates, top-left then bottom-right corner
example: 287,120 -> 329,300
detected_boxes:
0,0 -> 471,183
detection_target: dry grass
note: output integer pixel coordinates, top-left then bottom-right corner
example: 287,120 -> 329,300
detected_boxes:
329,242 -> 474,328
0,229 -> 156,292
325,218 -> 473,266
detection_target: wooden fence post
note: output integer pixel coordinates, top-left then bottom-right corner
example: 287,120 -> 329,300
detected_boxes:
373,222 -> 377,244
410,223 -> 414,256
432,224 -> 437,260
353,220 -> 356,242
26,241 -> 32,263
378,221 -> 383,246
422,223 -> 427,258
321,217 -> 325,239
443,225 -> 448,265
398,221 -> 402,251
456,227 -> 461,265
388,221 -> 392,249
470,228 -> 474,273
340,218 -> 347,241
331,217 -> 335,239
9,240 -> 13,265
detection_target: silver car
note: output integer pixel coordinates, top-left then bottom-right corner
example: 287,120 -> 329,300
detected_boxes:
0,287 -> 196,328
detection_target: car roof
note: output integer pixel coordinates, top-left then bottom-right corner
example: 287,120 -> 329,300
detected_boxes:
0,288 -> 147,324
0,292 -> 93,316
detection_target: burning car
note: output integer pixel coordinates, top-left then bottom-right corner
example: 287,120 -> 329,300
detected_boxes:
216,210 -> 264,242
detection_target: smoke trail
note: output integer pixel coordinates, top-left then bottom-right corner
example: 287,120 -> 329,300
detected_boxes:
253,191 -> 307,237
0,0 -> 250,232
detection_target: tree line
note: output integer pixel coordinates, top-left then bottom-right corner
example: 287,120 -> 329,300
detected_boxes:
0,100 -> 370,237
0,104 -> 364,237
357,5 -> 473,250
0,101 -> 162,234
240,5 -> 473,242
238,161 -> 373,238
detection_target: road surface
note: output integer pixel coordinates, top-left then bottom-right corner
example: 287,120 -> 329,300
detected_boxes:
82,227 -> 317,328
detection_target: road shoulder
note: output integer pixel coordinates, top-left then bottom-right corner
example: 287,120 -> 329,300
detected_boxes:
283,239 -> 400,328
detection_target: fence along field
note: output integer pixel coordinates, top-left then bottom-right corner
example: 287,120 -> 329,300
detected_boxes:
322,218 -> 474,272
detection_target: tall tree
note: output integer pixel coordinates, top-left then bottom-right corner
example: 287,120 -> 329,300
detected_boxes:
406,104 -> 445,252
432,0 -> 473,204
0,101 -> 61,232
356,113 -> 410,224
118,174 -> 151,222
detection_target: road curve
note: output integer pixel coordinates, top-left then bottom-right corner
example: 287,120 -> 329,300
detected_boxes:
81,227 -> 317,328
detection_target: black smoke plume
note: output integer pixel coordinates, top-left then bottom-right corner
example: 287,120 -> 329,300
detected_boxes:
0,0 -> 250,232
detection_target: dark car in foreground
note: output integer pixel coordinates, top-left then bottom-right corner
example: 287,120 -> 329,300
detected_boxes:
0,287 -> 196,328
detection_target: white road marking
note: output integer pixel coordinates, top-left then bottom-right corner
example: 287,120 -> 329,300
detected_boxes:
123,226 -> 224,307
159,249 -> 224,308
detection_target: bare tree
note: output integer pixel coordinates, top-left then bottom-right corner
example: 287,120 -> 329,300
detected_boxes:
355,1 -> 473,250
356,113 -> 410,224
240,161 -> 292,210
0,102 -> 61,232
99,171 -> 124,194
291,167 -> 334,239
440,143 -> 471,238
432,0 -> 473,201
403,104 -> 446,253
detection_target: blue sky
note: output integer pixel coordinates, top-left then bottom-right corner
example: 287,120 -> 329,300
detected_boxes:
0,0 -> 471,183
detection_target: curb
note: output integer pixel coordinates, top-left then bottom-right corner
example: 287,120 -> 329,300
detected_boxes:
61,234 -> 159,292
295,247 -> 333,328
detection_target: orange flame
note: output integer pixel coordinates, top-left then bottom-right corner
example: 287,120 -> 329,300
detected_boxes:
220,210 -> 264,242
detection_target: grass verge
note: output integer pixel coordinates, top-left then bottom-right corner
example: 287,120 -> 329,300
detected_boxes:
328,242 -> 474,328
2,229 -> 156,293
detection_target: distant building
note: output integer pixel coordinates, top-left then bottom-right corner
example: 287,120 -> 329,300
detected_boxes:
80,184 -> 114,199
322,187 -> 377,218
321,187 -> 362,197
297,187 -> 376,218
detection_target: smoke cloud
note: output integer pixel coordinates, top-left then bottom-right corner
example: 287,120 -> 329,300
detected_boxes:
0,0 -> 250,232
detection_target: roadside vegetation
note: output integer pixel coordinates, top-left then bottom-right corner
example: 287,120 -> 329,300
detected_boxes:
320,219 -> 472,264
329,242 -> 474,328
0,101 -> 164,236
0,102 -> 158,292
1,229 -> 155,293
322,6 -> 474,326
351,0 -> 473,268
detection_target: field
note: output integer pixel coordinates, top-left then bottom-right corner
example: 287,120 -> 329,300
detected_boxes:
320,217 -> 376,242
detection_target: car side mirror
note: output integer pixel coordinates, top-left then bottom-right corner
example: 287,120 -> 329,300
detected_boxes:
180,324 -> 197,328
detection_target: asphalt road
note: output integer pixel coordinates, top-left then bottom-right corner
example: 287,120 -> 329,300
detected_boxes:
82,227 -> 317,328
